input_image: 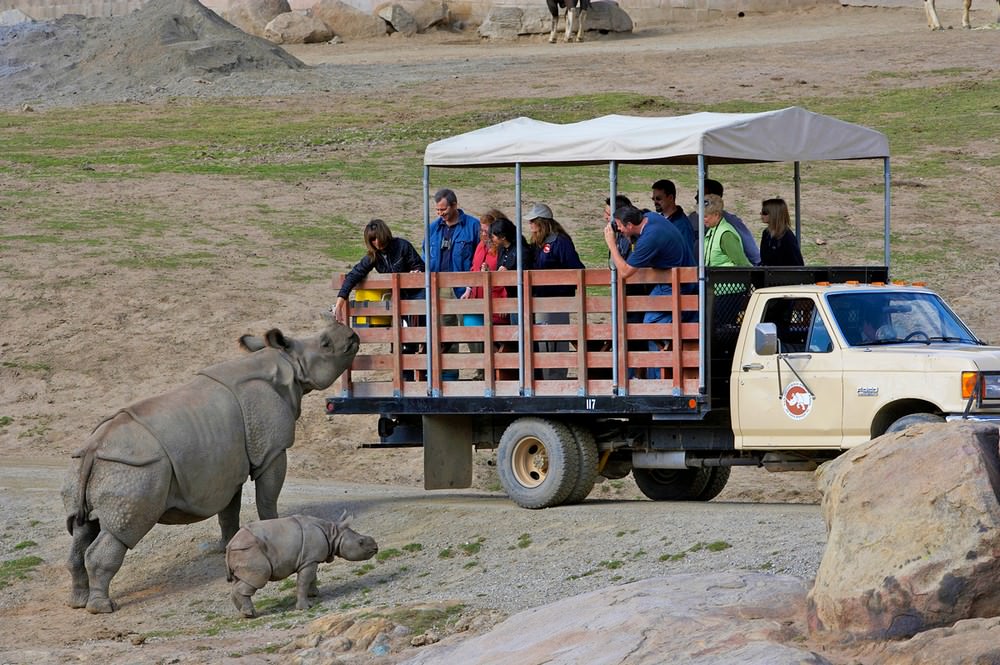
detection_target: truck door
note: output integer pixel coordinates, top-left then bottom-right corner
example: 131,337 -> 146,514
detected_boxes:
734,296 -> 844,448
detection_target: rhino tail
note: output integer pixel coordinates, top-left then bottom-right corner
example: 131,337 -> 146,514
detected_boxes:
72,446 -> 99,530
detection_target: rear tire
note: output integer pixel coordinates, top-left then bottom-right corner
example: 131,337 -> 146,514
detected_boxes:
562,424 -> 598,505
696,467 -> 731,501
497,418 -> 580,509
886,412 -> 944,434
633,467 -> 712,501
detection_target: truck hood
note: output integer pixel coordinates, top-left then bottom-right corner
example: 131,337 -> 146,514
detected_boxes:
843,344 -> 1000,372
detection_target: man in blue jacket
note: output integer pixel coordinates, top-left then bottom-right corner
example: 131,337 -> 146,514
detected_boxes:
426,188 -> 480,380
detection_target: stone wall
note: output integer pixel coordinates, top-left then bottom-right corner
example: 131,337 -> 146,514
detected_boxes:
0,0 -> 847,26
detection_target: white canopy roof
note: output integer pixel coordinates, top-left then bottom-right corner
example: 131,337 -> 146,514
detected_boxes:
423,106 -> 889,168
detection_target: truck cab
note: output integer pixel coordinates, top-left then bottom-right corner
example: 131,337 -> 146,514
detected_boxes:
733,282 -> 1000,450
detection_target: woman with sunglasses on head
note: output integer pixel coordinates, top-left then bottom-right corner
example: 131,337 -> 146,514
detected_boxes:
333,218 -> 425,325
758,198 -> 804,267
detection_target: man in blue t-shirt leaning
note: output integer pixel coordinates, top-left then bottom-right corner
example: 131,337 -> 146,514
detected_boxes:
604,205 -> 697,378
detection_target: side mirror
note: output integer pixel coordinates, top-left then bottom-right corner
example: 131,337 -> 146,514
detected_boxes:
755,323 -> 778,356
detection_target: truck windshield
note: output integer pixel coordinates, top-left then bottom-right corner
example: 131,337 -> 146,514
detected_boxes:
827,291 -> 980,347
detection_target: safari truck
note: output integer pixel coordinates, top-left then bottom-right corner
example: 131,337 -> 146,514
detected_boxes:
325,108 -> 1000,509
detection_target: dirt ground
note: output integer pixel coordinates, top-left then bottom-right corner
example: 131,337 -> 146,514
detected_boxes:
2,2 -> 1000,663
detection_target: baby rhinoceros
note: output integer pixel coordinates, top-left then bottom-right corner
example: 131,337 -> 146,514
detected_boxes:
225,513 -> 378,617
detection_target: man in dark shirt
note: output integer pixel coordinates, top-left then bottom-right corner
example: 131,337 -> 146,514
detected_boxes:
605,205 -> 696,378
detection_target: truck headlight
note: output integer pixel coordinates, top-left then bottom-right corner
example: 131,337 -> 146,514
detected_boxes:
962,372 -> 1000,399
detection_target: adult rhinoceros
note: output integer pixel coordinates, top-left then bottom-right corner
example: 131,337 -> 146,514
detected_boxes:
62,318 -> 359,613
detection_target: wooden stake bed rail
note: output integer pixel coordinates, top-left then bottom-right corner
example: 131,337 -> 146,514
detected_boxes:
332,267 -> 701,400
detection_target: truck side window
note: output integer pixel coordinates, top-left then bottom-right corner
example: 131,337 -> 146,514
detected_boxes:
806,309 -> 833,353
760,298 -> 818,353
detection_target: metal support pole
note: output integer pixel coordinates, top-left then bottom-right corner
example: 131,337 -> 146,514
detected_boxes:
422,166 -> 435,396
697,156 -> 707,395
608,161 -> 622,395
515,163 -> 529,396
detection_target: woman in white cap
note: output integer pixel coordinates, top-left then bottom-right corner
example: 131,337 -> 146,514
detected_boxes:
526,203 -> 585,380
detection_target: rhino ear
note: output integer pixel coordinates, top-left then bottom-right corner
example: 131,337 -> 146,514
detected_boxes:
239,335 -> 266,352
264,328 -> 290,350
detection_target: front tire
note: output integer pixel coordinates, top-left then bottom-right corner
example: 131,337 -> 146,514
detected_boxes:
498,418 -> 580,509
633,467 -> 713,501
886,412 -> 944,434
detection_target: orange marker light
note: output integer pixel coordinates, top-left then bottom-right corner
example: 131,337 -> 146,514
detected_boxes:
961,371 -> 979,399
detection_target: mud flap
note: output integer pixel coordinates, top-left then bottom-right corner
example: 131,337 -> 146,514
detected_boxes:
423,415 -> 473,489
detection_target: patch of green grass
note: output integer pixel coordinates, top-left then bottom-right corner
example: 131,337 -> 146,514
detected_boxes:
599,559 -> 624,570
0,416 -> 12,428
402,543 -> 423,553
2,359 -> 52,372
381,603 -> 466,635
438,547 -> 454,559
459,537 -> 485,556
375,548 -> 404,562
13,541 -> 37,551
516,533 -> 532,549
353,562 -> 376,576
463,560 -> 478,569
0,556 -> 43,587
659,552 -> 687,562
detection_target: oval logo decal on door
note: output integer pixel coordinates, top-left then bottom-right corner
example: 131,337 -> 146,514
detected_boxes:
782,382 -> 813,420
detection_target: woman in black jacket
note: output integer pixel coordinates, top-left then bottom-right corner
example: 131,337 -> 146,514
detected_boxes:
759,198 -> 804,267
333,219 -> 424,324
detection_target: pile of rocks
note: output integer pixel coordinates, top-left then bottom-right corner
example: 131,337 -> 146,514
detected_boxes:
223,0 -> 452,43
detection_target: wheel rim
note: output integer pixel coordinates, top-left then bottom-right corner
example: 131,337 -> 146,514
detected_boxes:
510,436 -> 548,488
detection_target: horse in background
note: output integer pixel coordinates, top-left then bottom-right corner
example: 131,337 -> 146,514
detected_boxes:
924,0 -> 1000,28
546,0 -> 590,42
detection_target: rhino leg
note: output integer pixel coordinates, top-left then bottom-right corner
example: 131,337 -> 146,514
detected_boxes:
217,487 -> 243,548
84,529 -> 128,613
254,451 -> 287,521
296,562 -> 318,610
231,579 -> 258,618
67,518 -> 99,608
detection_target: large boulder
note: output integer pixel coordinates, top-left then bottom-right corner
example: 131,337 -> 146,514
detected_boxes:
395,0 -> 449,31
376,3 -> 419,35
264,11 -> 333,42
478,0 -> 632,39
311,0 -> 388,38
222,0 -> 292,38
808,421 -> 1000,640
0,8 -> 34,26
400,572 -> 831,664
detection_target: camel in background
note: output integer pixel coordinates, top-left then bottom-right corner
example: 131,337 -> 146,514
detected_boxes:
924,0 -> 1000,29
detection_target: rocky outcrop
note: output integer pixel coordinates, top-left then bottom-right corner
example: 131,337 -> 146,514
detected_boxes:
222,0 -> 292,38
0,8 -> 35,25
399,572 -> 830,664
264,11 -> 333,42
377,3 -> 419,35
310,0 -> 388,38
478,0 -> 632,40
808,421 -> 1000,640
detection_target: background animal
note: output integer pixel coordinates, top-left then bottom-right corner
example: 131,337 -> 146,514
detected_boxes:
546,0 -> 590,42
924,0 -> 1000,28
61,317 -> 360,613
225,512 -> 378,617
